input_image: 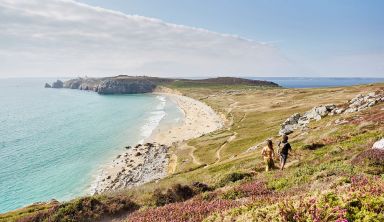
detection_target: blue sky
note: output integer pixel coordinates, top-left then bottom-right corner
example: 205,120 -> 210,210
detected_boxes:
79,0 -> 384,63
0,0 -> 383,77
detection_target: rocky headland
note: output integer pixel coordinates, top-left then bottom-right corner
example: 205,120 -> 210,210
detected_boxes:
45,76 -> 280,94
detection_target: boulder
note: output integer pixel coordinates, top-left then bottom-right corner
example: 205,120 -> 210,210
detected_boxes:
372,138 -> 384,150
302,105 -> 335,121
44,83 -> 52,88
52,80 -> 64,88
279,124 -> 294,136
332,108 -> 345,115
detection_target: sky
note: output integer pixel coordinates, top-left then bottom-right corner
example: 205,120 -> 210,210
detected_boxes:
0,0 -> 383,78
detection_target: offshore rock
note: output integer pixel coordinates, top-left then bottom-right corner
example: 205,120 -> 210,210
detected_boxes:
44,83 -> 51,88
51,80 -> 63,88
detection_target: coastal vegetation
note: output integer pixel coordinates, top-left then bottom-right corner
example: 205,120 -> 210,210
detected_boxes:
1,80 -> 383,221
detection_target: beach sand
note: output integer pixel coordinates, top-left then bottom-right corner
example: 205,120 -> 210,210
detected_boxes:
147,93 -> 224,145
91,92 -> 224,194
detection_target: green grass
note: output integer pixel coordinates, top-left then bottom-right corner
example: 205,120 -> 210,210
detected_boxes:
3,82 -> 384,221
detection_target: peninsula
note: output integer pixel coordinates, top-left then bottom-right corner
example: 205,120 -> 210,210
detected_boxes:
45,76 -> 280,94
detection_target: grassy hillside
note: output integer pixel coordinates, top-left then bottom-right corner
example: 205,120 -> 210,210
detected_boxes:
1,82 -> 383,222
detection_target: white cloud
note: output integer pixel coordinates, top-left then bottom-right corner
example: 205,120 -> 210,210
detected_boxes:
0,0 -> 302,77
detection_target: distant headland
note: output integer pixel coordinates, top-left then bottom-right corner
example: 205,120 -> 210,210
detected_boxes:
45,76 -> 280,94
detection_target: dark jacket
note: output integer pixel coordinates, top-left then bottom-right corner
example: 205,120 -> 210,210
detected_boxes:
279,142 -> 291,155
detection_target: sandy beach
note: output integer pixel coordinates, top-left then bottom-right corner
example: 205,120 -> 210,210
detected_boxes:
147,93 -> 224,145
91,92 -> 224,194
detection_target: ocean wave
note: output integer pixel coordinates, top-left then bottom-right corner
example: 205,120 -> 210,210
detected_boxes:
139,96 -> 167,143
155,95 -> 166,110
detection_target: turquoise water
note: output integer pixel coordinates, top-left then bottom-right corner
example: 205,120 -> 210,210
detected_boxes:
0,78 -> 183,213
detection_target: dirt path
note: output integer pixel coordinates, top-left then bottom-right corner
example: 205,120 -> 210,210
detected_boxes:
168,153 -> 178,174
214,132 -> 237,163
214,109 -> 247,164
188,145 -> 202,165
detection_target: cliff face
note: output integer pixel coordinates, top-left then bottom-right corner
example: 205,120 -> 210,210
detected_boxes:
97,79 -> 156,94
62,77 -> 156,94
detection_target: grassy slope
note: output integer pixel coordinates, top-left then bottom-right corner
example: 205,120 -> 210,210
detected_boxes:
1,82 -> 383,222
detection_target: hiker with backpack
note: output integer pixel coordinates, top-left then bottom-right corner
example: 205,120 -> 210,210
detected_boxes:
278,135 -> 292,170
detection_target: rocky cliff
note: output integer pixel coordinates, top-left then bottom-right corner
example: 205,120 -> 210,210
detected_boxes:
61,76 -> 161,94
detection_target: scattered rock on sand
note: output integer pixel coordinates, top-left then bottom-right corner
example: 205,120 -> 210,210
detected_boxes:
92,143 -> 169,194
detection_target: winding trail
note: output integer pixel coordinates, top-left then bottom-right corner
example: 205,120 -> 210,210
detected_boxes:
188,144 -> 202,166
215,132 -> 237,163
168,154 -> 178,174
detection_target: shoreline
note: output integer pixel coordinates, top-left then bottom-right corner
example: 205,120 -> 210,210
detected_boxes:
91,91 -> 224,194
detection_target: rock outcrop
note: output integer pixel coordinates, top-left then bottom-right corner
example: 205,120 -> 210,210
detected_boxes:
51,80 -> 64,88
372,139 -> 384,150
279,104 -> 336,135
44,83 -> 51,88
344,92 -> 384,113
279,91 -> 384,135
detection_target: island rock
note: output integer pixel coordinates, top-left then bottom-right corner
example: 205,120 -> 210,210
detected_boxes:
52,80 -> 64,88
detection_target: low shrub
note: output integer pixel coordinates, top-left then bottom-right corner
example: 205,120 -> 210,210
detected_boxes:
222,181 -> 272,200
152,184 -> 196,206
191,181 -> 212,193
216,172 -> 252,188
237,181 -> 272,197
352,149 -> 384,174
127,199 -> 239,222
267,178 -> 289,191
278,175 -> 384,222
302,143 -> 325,150
16,195 -> 138,222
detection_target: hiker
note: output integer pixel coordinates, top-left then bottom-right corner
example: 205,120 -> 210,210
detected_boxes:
261,139 -> 275,172
278,135 -> 292,170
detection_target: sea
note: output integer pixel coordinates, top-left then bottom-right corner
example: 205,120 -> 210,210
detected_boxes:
0,78 -> 183,213
0,77 -> 383,213
253,77 -> 384,88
